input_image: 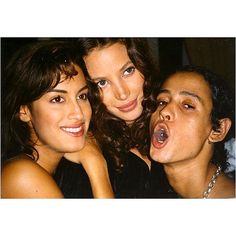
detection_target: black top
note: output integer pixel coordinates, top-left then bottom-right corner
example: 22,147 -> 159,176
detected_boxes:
54,152 -> 178,198
54,158 -> 93,198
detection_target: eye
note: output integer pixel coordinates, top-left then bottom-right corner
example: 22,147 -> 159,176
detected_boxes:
50,96 -> 64,103
183,103 -> 195,110
157,100 -> 168,107
123,66 -> 135,76
78,93 -> 88,101
97,80 -> 108,88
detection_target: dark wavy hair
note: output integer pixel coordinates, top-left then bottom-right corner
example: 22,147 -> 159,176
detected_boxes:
1,40 -> 87,164
76,38 -> 158,172
158,65 -> 235,170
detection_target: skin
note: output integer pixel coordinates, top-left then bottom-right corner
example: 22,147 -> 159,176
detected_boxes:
83,42 -> 150,167
84,43 -> 144,124
150,72 -> 234,198
150,72 -> 214,164
65,135 -> 114,198
63,42 -> 151,197
1,65 -> 92,198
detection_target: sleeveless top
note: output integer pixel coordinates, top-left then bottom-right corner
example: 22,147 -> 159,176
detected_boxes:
54,158 -> 93,198
54,152 -> 178,198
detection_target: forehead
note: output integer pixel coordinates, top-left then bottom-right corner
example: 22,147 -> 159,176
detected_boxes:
84,43 -> 129,71
162,72 -> 212,96
160,72 -> 213,109
87,42 -> 127,59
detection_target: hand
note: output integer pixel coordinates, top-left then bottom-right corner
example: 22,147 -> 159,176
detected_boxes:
64,134 -> 114,198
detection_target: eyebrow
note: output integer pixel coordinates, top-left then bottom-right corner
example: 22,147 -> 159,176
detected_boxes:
49,85 -> 88,93
119,61 -> 133,72
159,89 -> 203,103
91,61 -> 133,81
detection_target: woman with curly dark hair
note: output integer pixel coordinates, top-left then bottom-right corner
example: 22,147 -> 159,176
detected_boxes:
54,38 -> 174,198
150,65 -> 235,198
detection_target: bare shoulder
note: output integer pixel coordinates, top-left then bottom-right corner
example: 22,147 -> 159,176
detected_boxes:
1,155 -> 63,198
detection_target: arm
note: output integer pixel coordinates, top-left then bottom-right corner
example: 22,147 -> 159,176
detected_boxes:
1,158 -> 63,198
64,135 -> 114,198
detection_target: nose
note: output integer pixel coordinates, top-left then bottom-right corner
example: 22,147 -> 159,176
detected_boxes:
68,101 -> 84,121
159,103 -> 174,121
113,80 -> 130,100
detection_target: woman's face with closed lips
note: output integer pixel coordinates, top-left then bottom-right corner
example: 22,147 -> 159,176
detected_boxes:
84,43 -> 144,125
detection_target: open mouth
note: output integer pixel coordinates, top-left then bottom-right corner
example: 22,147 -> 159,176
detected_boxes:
154,128 -> 168,143
151,124 -> 169,149
61,126 -> 84,137
62,127 -> 82,133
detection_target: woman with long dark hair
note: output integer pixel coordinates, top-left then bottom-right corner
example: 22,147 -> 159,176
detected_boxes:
55,38 -> 174,198
1,40 -> 92,198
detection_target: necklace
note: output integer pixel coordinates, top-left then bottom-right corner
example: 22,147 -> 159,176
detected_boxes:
203,165 -> 222,199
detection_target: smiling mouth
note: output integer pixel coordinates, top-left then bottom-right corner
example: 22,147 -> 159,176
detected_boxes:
117,99 -> 137,112
61,126 -> 84,137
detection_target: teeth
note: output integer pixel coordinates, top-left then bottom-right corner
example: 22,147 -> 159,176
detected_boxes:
62,127 -> 82,133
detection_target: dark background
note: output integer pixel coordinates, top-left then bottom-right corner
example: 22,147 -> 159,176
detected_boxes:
148,38 -> 235,89
1,37 -> 235,89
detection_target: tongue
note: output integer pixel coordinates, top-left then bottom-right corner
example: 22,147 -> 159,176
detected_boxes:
154,129 -> 168,142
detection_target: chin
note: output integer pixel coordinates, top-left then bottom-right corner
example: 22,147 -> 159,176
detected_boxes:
127,109 -> 143,121
67,143 -> 85,153
150,149 -> 160,162
150,148 -> 171,164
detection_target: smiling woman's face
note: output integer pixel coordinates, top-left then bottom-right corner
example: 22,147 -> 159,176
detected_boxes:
150,72 -> 214,164
20,65 -> 92,156
84,42 -> 144,124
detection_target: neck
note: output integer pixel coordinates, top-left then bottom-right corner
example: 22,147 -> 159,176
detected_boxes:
35,146 -> 63,175
164,162 -> 219,198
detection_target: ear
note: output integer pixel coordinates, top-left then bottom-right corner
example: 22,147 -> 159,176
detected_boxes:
208,118 -> 232,143
19,105 -> 31,123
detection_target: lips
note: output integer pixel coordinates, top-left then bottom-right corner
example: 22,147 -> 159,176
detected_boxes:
117,99 -> 138,112
151,123 -> 169,149
61,125 -> 84,137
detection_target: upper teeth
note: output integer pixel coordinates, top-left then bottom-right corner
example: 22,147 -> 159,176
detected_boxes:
62,127 -> 82,133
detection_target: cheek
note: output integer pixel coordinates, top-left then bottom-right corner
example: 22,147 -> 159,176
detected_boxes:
150,117 -> 156,133
84,105 -> 92,123
133,77 -> 144,94
182,117 -> 212,140
100,91 -> 113,107
31,108 -> 60,131
150,111 -> 160,131
28,115 -> 54,144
